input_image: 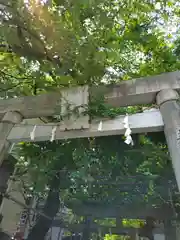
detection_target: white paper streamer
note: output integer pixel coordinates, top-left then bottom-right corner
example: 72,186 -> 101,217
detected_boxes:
123,114 -> 134,146
125,135 -> 133,145
30,125 -> 37,141
124,123 -> 129,129
50,126 -> 57,142
125,127 -> 131,137
98,121 -> 102,131
123,115 -> 128,124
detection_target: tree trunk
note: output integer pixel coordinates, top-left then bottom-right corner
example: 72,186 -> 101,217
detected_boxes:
26,176 -> 60,240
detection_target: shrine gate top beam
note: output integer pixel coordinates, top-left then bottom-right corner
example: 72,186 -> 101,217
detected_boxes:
64,202 -> 173,220
0,71 -> 179,119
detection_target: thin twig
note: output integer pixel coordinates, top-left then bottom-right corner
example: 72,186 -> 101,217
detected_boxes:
0,81 -> 32,93
0,69 -> 32,80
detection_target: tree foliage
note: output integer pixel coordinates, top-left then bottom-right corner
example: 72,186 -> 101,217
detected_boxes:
0,0 -> 180,96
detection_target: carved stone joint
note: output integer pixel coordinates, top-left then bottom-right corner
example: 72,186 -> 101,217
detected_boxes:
156,89 -> 179,106
1,111 -> 23,124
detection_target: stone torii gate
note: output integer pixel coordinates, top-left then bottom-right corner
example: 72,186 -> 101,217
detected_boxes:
0,71 -> 180,239
0,71 -> 180,189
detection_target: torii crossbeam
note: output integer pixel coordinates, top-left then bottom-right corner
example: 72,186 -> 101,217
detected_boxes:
7,109 -> 163,142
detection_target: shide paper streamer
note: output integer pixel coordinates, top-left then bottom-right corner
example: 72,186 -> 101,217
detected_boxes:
98,121 -> 103,131
30,125 -> 57,142
30,125 -> 37,141
29,114 -> 134,144
123,114 -> 134,146
50,126 -> 57,142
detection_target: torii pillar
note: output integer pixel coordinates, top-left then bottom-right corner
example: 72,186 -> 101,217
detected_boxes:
0,111 -> 23,233
156,89 -> 180,192
164,220 -> 177,240
0,111 -> 23,165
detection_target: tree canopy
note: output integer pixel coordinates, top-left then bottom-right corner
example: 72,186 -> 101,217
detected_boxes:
0,0 -> 180,97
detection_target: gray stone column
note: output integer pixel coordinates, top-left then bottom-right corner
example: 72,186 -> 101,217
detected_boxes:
164,220 -> 176,240
153,221 -> 165,240
0,111 -> 23,165
175,222 -> 180,240
156,89 -> 180,191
